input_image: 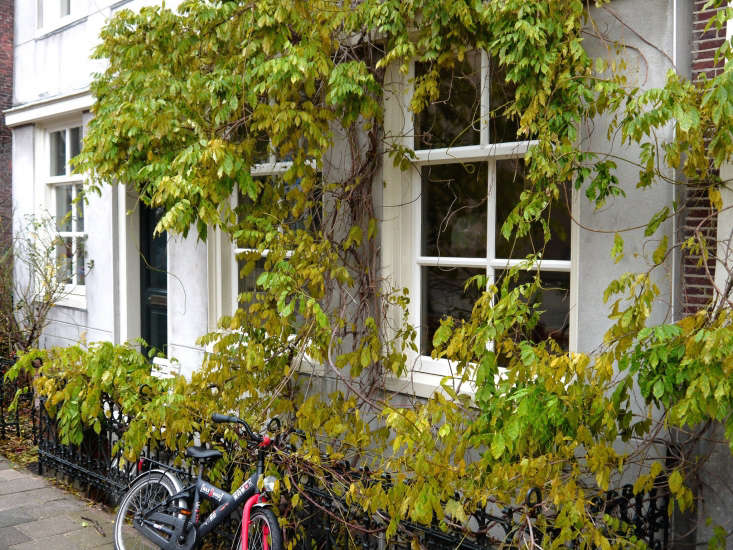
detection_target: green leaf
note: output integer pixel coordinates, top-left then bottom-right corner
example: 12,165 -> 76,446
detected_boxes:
669,469 -> 683,494
444,499 -> 468,524
652,235 -> 668,265
490,433 -> 505,460
645,207 -> 669,237
611,233 -> 624,263
360,346 -> 371,368
652,379 -> 664,399
432,324 -> 451,348
344,226 -> 362,250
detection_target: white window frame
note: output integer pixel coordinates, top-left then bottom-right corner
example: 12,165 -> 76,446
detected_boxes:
41,119 -> 88,309
36,0 -> 83,36
382,56 -> 578,391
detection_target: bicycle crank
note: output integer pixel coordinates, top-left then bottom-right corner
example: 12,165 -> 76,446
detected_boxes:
134,511 -> 197,550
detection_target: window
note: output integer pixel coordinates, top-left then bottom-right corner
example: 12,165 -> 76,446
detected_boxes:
232,166 -> 322,309
48,126 -> 86,289
382,52 -> 574,379
37,0 -> 76,32
419,159 -> 571,354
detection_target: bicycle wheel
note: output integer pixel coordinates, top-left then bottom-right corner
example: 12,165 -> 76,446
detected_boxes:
114,474 -> 181,550
230,507 -> 283,550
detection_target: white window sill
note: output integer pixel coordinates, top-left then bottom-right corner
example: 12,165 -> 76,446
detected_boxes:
385,371 -> 476,400
56,290 -> 87,310
35,14 -> 87,40
294,351 -> 471,400
152,357 -> 180,379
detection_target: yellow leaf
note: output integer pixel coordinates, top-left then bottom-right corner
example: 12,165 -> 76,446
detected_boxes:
709,187 -> 723,211
669,469 -> 684,494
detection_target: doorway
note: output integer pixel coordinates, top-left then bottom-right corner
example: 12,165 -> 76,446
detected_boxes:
139,206 -> 167,357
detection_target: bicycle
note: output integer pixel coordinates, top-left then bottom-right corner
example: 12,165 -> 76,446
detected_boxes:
114,413 -> 283,550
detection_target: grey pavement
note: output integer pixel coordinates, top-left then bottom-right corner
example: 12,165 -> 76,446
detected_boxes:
0,456 -> 116,549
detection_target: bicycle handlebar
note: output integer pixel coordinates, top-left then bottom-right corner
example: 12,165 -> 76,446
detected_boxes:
211,413 -> 263,443
211,413 -> 239,424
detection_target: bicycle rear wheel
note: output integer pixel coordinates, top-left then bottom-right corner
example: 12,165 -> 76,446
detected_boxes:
114,474 -> 181,550
231,507 -> 283,550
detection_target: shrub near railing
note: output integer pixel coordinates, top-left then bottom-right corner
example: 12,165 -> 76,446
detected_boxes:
7,342 -> 673,550
0,356 -> 35,442
7,344 -> 184,456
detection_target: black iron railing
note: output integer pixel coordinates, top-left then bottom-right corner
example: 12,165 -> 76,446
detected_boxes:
35,393 -> 193,504
29,391 -> 670,549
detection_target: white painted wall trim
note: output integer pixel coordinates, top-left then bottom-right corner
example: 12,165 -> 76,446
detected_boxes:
5,90 -> 92,128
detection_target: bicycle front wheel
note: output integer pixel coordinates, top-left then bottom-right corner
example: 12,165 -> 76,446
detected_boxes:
231,507 -> 283,550
114,474 -> 180,550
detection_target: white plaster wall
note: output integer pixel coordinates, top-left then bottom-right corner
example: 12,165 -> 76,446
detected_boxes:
577,0 -> 680,354
167,232 -> 209,379
15,0 -> 184,106
10,125 -> 35,312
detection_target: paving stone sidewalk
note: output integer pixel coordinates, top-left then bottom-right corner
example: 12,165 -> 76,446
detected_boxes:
0,456 -> 116,549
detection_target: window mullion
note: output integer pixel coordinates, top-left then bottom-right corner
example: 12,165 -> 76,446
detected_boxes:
487,263 -> 496,352
71,236 -> 78,286
64,128 -> 71,175
487,159 -> 496,268
480,50 -> 490,146
71,183 -> 77,233
487,159 -> 497,349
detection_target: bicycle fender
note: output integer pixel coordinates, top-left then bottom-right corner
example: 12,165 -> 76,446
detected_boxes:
252,501 -> 272,508
128,468 -> 186,495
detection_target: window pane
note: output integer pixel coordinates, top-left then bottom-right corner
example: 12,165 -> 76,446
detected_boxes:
495,159 -> 571,261
287,177 -> 322,232
75,238 -> 85,285
75,184 -> 84,232
489,58 -> 520,143
56,185 -> 72,232
238,175 -> 322,239
420,266 -> 484,355
69,126 -> 81,171
421,162 -> 487,258
236,176 -> 279,247
238,258 -> 266,306
415,51 -> 482,150
253,133 -> 270,164
56,237 -> 73,284
50,130 -> 66,176
495,270 -> 570,350
147,225 -> 168,291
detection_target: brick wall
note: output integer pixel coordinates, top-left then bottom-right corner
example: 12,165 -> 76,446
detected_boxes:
692,0 -> 727,82
681,1 -> 727,314
0,0 -> 12,248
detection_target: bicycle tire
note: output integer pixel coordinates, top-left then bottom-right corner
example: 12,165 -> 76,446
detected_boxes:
230,507 -> 283,550
114,474 -> 181,550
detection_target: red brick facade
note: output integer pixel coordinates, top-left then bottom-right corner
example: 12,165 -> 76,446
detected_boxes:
681,1 -> 727,314
0,0 -> 12,247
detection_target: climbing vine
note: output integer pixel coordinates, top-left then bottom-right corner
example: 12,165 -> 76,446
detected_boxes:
12,0 -> 733,547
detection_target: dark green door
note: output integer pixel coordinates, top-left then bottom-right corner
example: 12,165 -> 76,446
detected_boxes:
140,206 -> 167,356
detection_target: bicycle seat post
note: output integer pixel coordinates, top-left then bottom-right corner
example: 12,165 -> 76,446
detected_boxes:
188,463 -> 204,532
257,448 -> 265,477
